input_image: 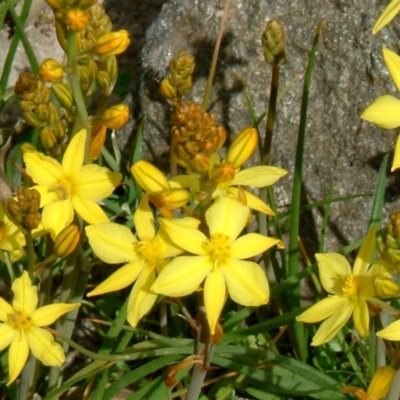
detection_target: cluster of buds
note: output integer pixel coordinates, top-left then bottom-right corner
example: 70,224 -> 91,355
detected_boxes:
160,51 -> 195,103
4,187 -> 41,232
377,211 -> 400,272
14,72 -> 65,153
171,101 -> 226,172
261,19 -> 286,67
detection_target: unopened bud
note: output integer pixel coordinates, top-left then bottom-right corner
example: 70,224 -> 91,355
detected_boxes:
191,152 -> 211,172
159,188 -> 190,209
54,224 -> 80,257
52,82 -> 73,109
40,58 -> 63,83
40,128 -> 58,151
101,103 -> 129,129
65,9 -> 89,32
367,366 -> 396,400
92,29 -> 130,56
261,19 -> 286,67
88,124 -> 107,160
131,160 -> 169,193
160,78 -> 177,100
374,275 -> 400,297
226,127 -> 258,168
209,162 -> 236,183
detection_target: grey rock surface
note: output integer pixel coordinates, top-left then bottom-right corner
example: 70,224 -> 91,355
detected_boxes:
139,0 -> 400,252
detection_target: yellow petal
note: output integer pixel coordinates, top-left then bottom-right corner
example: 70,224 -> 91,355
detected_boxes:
159,218 -> 206,255
7,332 -> 29,385
225,127 -> 258,168
0,298 -> 14,321
206,196 -> 248,241
127,265 -> 158,327
62,129 -> 85,176
88,261 -> 145,296
353,226 -> 376,276
151,256 -> 211,296
23,151 -> 63,185
353,300 -> 369,337
377,319 -> 400,340
26,326 -> 65,366
32,185 -> 58,207
383,47 -> 400,92
71,196 -> 109,225
226,187 -> 275,215
32,303 -> 80,327
361,95 -> 400,129
72,165 -> 122,199
0,324 -> 17,351
230,233 -> 281,259
311,302 -> 355,346
221,259 -> 269,306
12,271 -> 38,316
86,223 -> 138,264
42,200 -> 74,239
134,195 -> 155,240
296,295 -> 348,323
204,269 -> 226,335
367,366 -> 396,399
230,166 -> 287,187
392,133 -> 400,171
316,253 -> 351,294
373,0 -> 400,33
131,160 -> 169,193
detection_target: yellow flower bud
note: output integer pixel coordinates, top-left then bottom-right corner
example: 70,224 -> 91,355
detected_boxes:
92,29 -> 130,56
261,19 -> 286,67
52,82 -> 73,109
65,9 -> 89,32
101,103 -> 129,129
374,275 -> 400,297
131,160 -> 169,193
209,162 -> 236,183
39,58 -> 63,83
226,127 -> 258,169
54,224 -> 80,257
367,366 -> 396,400
40,128 -> 58,152
159,188 -> 190,209
160,78 -> 177,100
88,124 -> 107,160
45,0 -> 64,10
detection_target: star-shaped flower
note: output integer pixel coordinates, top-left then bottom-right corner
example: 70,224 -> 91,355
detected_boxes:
86,195 -> 193,326
23,129 -> 122,239
151,196 -> 283,334
0,271 -> 80,384
296,227 -> 389,346
361,47 -> 400,171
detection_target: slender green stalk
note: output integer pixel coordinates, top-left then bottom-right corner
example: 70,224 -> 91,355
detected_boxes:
2,250 -> 15,280
25,230 -> 35,279
202,0 -> 231,110
287,19 -> 324,362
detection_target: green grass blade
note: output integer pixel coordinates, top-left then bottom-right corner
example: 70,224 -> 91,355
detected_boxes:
368,154 -> 388,227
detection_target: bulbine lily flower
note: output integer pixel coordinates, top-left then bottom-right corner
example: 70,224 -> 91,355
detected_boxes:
361,47 -> 400,171
151,196 -> 283,335
296,226 -> 388,346
86,196 -> 194,327
373,0 -> 400,33
0,271 -> 80,385
23,129 -> 122,239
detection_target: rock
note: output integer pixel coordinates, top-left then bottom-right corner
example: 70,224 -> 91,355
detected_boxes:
140,0 -> 400,251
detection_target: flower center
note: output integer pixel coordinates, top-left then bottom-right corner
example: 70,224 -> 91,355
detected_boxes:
7,309 -> 33,331
342,274 -> 359,300
202,233 -> 230,268
49,180 -> 71,200
135,239 -> 160,268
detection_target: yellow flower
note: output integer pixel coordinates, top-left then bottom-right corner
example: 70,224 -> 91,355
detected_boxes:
373,0 -> 400,33
92,30 -> 130,56
151,196 -> 282,334
296,226 -> 388,346
361,47 -> 400,171
0,271 -> 80,385
86,195 -> 193,327
39,58 -> 63,83
131,160 -> 190,218
0,203 -> 25,262
65,9 -> 88,32
23,129 -> 122,239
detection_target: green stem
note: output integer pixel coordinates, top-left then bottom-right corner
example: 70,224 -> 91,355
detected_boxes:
25,230 -> 35,279
202,0 -> 231,110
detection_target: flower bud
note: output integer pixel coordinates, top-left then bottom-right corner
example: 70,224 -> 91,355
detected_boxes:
131,160 -> 170,193
101,103 -> 129,129
54,224 -> 80,257
40,128 -> 58,152
209,162 -> 236,183
45,0 -> 64,10
367,366 -> 396,400
65,9 -> 89,32
92,29 -> 130,56
39,58 -> 63,83
226,127 -> 258,168
52,82 -> 73,109
261,19 -> 286,67
374,275 -> 400,297
160,78 -> 177,100
88,123 -> 107,160
159,188 -> 190,209
23,110 -> 44,127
